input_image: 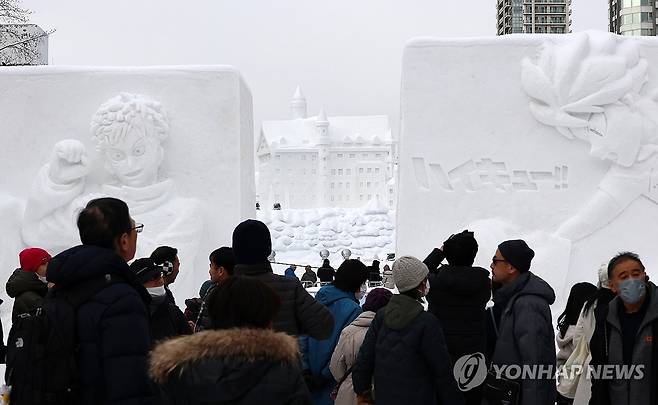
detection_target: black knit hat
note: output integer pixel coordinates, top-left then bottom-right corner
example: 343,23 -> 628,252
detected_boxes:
334,259 -> 368,293
232,219 -> 272,265
498,239 -> 535,273
129,258 -> 162,284
443,230 -> 478,266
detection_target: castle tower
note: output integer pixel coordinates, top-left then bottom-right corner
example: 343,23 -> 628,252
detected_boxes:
316,108 -> 330,205
290,85 -> 307,119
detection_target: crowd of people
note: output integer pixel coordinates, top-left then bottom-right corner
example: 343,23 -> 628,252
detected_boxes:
1,196 -> 656,405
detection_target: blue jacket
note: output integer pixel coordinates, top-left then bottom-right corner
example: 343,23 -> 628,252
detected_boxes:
47,245 -> 154,405
285,267 -> 298,279
303,284 -> 361,404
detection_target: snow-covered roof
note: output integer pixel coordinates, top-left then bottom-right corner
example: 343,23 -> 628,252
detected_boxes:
261,113 -> 391,149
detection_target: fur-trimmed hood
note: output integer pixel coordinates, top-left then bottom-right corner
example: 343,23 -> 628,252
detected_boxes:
150,328 -> 299,383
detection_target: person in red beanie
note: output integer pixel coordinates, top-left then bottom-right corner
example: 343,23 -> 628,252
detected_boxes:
6,248 -> 51,322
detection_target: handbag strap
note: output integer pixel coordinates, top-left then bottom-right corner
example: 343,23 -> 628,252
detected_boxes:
335,362 -> 356,388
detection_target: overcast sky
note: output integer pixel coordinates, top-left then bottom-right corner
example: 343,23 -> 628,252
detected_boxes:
23,0 -> 609,138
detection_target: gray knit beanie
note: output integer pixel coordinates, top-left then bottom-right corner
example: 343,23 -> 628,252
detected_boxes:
392,255 -> 429,293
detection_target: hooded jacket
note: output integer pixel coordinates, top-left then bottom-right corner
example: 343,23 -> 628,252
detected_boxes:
589,283 -> 658,405
352,294 -> 465,405
329,311 -> 375,405
149,328 -> 312,405
233,262 -> 334,339
6,268 -> 48,322
46,245 -> 153,405
487,271 -> 556,405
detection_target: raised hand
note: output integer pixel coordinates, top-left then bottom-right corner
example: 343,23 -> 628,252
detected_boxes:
48,139 -> 90,185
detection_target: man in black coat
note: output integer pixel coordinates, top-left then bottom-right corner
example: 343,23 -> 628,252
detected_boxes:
423,230 -> 490,405
232,219 -> 334,339
46,197 -> 154,404
130,258 -> 191,345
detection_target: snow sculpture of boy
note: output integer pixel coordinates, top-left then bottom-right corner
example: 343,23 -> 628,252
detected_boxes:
522,32 -> 658,241
22,93 -> 203,274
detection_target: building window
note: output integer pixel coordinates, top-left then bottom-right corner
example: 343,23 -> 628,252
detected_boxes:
346,169 -> 351,175
362,153 -> 368,158
375,153 -> 381,158
337,169 -> 342,175
331,169 -> 336,175
349,153 -> 355,158
367,168 -> 372,174
331,183 -> 335,189
346,182 -> 350,189
331,195 -> 335,201
301,154 -> 306,160
275,168 -> 281,174
346,195 -> 350,201
337,153 -> 343,158
368,194 -> 372,199
339,182 -> 343,188
367,182 -> 371,188
359,168 -> 364,174
375,168 -> 380,174
359,182 -> 364,188
312,155 -> 317,161
360,195 -> 364,201
275,154 -> 281,160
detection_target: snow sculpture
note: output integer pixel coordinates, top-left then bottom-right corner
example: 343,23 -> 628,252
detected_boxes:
0,66 -> 255,302
22,93 -> 203,280
397,32 -> 658,303
522,32 -> 658,242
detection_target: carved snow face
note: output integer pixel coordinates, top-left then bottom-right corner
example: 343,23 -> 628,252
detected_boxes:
584,104 -> 643,168
104,124 -> 163,187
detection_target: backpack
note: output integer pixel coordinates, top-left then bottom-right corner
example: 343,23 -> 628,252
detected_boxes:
5,274 -> 120,405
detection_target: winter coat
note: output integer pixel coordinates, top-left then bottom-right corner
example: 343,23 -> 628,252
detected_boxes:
329,311 -> 375,405
352,294 -> 465,405
148,294 -> 191,345
424,249 -> 491,362
6,268 -> 48,322
556,325 -> 577,368
233,263 -> 334,339
47,245 -> 154,405
149,328 -> 312,405
381,266 -> 394,289
590,283 -> 658,405
285,267 -> 299,279
486,271 -> 556,405
301,284 -> 362,405
317,265 -> 335,283
301,270 -> 318,285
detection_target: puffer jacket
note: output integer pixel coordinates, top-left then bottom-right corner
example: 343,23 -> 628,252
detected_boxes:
233,263 -> 334,339
149,328 -> 312,405
352,294 -> 465,405
148,294 -> 191,345
486,271 -> 556,405
302,284 -> 362,405
47,245 -> 154,405
6,268 -> 48,322
329,311 -> 375,405
589,283 -> 658,405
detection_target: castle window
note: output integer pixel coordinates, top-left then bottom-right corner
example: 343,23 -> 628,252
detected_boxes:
346,169 -> 351,175
338,169 -> 343,175
375,168 -> 380,174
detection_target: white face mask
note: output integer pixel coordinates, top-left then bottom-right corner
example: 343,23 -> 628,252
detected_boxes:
146,285 -> 167,297
356,283 -> 368,301
421,279 -> 430,297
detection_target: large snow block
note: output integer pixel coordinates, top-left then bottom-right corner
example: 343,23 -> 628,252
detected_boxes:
0,66 -> 255,299
398,32 -> 658,299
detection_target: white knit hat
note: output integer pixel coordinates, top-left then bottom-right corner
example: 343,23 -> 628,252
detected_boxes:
598,262 -> 610,289
392,255 -> 429,293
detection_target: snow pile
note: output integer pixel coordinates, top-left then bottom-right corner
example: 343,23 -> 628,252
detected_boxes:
257,198 -> 395,272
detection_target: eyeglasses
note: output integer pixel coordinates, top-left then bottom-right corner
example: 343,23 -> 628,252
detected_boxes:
132,223 -> 144,233
491,258 -> 507,265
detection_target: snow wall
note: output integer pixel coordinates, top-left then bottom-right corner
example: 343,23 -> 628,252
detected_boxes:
0,66 -> 255,310
398,32 -> 658,308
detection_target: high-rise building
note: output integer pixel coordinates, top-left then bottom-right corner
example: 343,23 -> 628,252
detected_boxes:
609,0 -> 656,36
497,0 -> 572,35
